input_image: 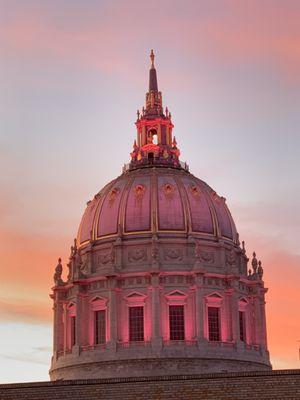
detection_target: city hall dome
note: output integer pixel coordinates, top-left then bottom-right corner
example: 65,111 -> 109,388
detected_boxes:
77,167 -> 238,248
50,51 -> 271,381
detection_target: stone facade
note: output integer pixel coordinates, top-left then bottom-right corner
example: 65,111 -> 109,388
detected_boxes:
50,51 -> 271,381
3,370 -> 300,399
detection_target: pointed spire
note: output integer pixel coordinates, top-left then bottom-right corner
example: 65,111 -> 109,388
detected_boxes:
149,49 -> 158,92
150,49 -> 155,68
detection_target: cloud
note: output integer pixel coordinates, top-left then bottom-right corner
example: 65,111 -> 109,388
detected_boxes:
0,353 -> 49,366
1,1 -> 300,84
0,297 -> 51,324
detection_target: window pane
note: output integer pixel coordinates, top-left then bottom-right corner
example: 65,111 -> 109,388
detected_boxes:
239,311 -> 246,342
169,305 -> 185,340
95,310 -> 106,344
129,306 -> 144,341
70,316 -> 76,347
208,307 -> 220,341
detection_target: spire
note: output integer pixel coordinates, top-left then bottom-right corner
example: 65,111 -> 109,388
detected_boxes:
129,51 -> 187,171
149,49 -> 158,92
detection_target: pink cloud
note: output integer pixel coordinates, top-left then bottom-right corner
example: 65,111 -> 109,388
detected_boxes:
1,1 -> 300,84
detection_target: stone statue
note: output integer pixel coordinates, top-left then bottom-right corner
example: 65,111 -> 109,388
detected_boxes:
251,252 -> 258,274
70,238 -> 78,259
258,260 -> 264,280
236,232 -> 240,246
54,258 -> 64,286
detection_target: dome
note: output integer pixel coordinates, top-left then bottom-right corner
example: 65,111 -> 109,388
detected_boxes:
50,51 -> 271,381
77,167 -> 238,248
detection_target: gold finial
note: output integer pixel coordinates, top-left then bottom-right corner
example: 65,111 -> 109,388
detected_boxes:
150,49 -> 155,68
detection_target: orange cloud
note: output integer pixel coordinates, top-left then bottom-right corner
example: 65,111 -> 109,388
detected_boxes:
0,297 -> 51,324
0,230 -> 70,296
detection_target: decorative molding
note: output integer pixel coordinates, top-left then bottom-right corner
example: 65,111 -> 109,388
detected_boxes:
128,248 -> 147,263
108,187 -> 120,207
226,249 -> 236,266
164,248 -> 183,261
200,250 -> 215,264
133,184 -> 146,199
96,245 -> 115,267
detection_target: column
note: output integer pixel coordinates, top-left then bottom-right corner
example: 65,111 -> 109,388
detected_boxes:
224,289 -> 234,342
73,291 -> 82,356
151,273 -> 162,350
260,296 -> 268,349
195,274 -> 205,343
53,294 -> 64,358
108,276 -> 117,350
229,286 -> 239,343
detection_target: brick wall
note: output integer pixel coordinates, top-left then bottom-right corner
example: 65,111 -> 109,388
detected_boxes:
1,369 -> 300,400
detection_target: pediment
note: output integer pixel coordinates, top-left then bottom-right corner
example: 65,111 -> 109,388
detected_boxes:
167,290 -> 186,297
91,295 -> 106,303
207,292 -> 222,299
126,292 -> 145,298
239,297 -> 248,303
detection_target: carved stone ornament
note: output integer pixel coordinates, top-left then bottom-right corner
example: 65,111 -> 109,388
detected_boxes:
79,253 -> 89,274
128,248 -> 147,262
133,184 -> 146,199
108,187 -> 120,207
194,241 -> 201,260
164,248 -> 183,261
189,185 -> 200,197
151,239 -> 159,266
226,249 -> 236,266
97,245 -> 115,266
194,241 -> 214,264
163,183 -> 174,198
200,250 -> 215,264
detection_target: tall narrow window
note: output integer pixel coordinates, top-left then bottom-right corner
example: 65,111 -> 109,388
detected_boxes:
239,311 -> 246,342
169,305 -> 185,340
208,307 -> 220,341
94,310 -> 106,345
70,316 -> 76,347
129,306 -> 144,341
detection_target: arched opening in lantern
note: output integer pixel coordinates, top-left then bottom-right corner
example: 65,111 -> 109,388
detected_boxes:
148,129 -> 158,145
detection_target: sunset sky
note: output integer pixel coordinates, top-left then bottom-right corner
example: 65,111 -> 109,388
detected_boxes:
0,0 -> 300,383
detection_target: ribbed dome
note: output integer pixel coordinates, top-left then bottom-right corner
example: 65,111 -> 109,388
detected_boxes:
77,167 -> 237,247
50,51 -> 271,382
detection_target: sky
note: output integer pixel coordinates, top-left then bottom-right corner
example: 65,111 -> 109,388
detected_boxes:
0,0 -> 300,383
